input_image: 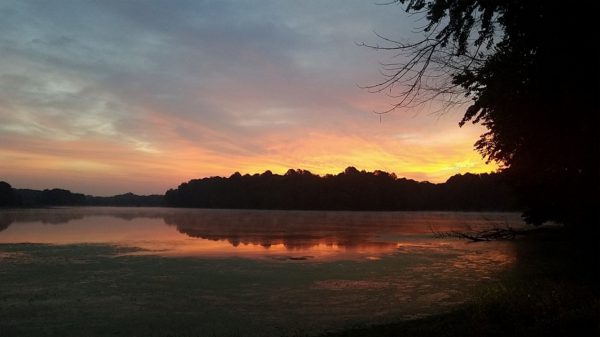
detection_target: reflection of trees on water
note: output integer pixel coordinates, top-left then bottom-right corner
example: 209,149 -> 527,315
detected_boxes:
0,211 -> 86,230
0,208 -> 166,232
0,208 -> 523,250
0,217 -> 11,232
162,211 -> 405,250
164,211 -> 408,249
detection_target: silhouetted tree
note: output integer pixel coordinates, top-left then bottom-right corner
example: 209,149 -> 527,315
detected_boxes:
0,181 -> 20,207
35,189 -> 86,206
85,193 -> 164,207
165,168 -> 516,211
11,186 -> 163,207
366,1 -> 599,228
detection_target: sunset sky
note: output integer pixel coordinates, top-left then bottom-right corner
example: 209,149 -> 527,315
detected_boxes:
0,0 -> 496,195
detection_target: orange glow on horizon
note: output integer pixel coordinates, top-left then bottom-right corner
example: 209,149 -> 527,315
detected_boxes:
0,118 -> 497,195
0,0 -> 500,196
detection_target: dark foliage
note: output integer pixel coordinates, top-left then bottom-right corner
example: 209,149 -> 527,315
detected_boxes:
371,1 -> 599,227
165,168 -> 516,211
0,181 -> 21,207
86,193 -> 164,207
11,188 -> 164,207
16,188 -> 86,206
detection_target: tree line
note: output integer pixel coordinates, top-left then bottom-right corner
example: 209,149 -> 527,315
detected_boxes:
2,168 -> 517,211
164,167 -> 517,211
0,182 -> 163,207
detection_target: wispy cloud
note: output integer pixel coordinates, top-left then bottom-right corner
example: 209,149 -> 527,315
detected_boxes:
0,0 -> 494,195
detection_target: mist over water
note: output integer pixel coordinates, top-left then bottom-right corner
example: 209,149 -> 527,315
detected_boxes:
0,207 -> 523,259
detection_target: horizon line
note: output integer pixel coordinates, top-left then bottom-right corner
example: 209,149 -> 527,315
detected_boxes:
3,167 -> 499,197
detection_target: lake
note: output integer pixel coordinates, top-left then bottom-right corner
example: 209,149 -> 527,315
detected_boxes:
0,207 -> 526,336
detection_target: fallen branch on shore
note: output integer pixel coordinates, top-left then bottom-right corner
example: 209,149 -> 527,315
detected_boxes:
430,225 -> 537,242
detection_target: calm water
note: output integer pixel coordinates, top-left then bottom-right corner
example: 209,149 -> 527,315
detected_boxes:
0,207 -> 526,336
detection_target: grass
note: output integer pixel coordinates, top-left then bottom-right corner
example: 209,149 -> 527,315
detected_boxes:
319,228 -> 600,337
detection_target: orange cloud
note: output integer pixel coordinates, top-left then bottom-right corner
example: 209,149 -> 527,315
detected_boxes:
1,104 -> 496,195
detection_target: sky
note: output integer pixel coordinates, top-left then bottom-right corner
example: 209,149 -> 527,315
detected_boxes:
0,0 -> 496,196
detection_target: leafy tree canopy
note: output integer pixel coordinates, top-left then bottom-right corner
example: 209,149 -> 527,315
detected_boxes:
369,1 -> 599,227
165,169 -> 517,212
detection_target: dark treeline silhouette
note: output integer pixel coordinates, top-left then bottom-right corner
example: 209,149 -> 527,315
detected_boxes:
165,167 -> 517,211
86,193 -> 164,207
0,181 -> 164,207
0,181 -> 20,207
16,188 -> 87,206
2,169 -> 517,211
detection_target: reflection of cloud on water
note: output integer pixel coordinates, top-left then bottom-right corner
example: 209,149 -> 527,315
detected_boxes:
395,240 -> 516,278
306,240 -> 516,315
0,208 -> 524,260
0,208 -> 523,333
313,279 -> 391,290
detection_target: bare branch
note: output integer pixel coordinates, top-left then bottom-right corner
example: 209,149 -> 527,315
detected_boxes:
359,3 -> 499,115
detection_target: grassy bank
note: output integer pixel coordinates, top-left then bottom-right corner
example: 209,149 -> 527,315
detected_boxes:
320,228 -> 599,337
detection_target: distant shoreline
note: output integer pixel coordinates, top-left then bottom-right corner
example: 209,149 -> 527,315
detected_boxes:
1,205 -> 522,213
2,168 -> 519,212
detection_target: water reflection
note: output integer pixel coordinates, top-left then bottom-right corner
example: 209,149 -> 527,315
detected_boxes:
0,207 -> 524,260
164,210 -> 406,250
0,207 -> 526,336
